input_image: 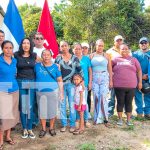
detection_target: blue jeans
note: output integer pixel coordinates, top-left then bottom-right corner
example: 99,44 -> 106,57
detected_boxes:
135,88 -> 150,115
60,83 -> 76,127
108,88 -> 115,116
76,87 -> 89,122
17,79 -> 35,130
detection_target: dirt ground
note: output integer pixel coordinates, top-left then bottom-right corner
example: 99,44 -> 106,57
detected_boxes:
3,114 -> 150,150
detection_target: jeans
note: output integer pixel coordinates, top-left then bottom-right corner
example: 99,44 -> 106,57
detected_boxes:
17,79 -> 35,130
60,83 -> 76,127
108,88 -> 115,116
135,88 -> 150,115
76,87 -> 89,122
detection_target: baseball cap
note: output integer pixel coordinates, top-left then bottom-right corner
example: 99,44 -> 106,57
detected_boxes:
81,42 -> 89,48
114,35 -> 124,42
139,37 -> 149,44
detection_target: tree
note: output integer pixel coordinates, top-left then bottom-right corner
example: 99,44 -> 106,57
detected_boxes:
19,4 -> 41,37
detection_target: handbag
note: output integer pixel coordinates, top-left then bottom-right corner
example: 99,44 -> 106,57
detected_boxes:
141,81 -> 150,94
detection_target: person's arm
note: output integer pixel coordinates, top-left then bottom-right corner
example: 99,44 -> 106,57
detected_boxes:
57,77 -> 64,101
78,90 -> 83,111
88,67 -> 92,91
105,53 -> 113,88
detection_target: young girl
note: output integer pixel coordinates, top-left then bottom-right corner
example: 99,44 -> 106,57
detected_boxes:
73,74 -> 86,135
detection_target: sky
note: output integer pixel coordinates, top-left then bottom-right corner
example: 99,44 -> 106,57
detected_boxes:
1,0 -> 61,12
1,0 -> 150,12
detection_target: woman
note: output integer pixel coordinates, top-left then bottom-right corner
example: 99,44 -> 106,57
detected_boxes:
90,39 -> 113,125
35,49 -> 63,137
14,38 -> 37,139
55,41 -> 83,133
73,43 -> 92,128
112,44 -> 142,126
0,41 -> 19,149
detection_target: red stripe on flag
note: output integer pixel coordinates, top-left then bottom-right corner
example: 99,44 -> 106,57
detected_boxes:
38,0 -> 58,58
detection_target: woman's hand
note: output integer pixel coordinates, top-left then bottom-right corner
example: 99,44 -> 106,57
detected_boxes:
59,92 -> 64,101
142,74 -> 148,80
138,82 -> 142,90
109,80 -> 113,88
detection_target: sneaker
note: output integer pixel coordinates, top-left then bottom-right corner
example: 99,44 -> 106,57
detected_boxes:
69,127 -> 75,133
28,130 -> 36,139
85,121 -> 91,128
117,119 -> 123,126
88,113 -> 92,120
126,121 -> 133,126
60,127 -> 66,132
21,129 -> 28,139
144,114 -> 150,120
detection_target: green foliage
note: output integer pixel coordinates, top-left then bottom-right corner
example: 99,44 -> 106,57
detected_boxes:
76,143 -> 96,150
18,4 -> 41,37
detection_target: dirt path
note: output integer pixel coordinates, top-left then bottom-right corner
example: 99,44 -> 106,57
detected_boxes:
4,116 -> 150,150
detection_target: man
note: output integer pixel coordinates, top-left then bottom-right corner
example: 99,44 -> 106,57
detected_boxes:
0,30 -> 5,54
106,35 -> 124,117
33,32 -> 45,57
133,37 -> 150,120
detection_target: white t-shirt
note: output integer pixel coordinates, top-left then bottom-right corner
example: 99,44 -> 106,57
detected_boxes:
33,47 -> 45,58
74,85 -> 86,105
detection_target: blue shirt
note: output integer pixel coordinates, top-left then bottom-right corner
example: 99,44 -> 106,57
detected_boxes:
133,50 -> 150,74
35,63 -> 61,92
0,55 -> 18,93
80,56 -> 91,87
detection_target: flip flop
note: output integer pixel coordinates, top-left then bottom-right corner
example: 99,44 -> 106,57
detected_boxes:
73,129 -> 84,135
0,144 -> 3,150
5,139 -> 15,145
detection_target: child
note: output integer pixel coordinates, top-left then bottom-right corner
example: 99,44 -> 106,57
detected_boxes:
72,74 -> 86,135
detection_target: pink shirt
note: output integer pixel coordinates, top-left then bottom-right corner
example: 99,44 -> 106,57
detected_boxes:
112,56 -> 141,88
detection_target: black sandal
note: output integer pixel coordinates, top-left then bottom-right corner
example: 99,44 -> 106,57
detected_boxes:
49,129 -> 56,136
39,130 -> 46,138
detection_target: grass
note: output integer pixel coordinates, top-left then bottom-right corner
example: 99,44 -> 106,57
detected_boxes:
110,147 -> 130,150
143,139 -> 150,147
122,125 -> 135,131
76,143 -> 96,150
45,145 -> 57,150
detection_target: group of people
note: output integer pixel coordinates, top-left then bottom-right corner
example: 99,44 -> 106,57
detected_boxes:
0,29 -> 150,149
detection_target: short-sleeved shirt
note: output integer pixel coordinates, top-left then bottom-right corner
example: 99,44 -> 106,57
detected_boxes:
74,85 -> 86,105
112,56 -> 141,88
133,50 -> 150,75
35,63 -> 61,92
14,52 -> 37,80
0,55 -> 18,93
80,56 -> 91,87
55,55 -> 83,83
106,47 -> 121,60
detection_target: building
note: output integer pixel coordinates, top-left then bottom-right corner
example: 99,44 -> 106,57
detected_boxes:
0,5 -> 5,28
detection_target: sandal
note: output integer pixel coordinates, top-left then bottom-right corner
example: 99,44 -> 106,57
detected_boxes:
5,139 -> 15,145
73,129 -> 84,135
49,129 -> 56,136
39,130 -> 46,138
0,144 -> 3,150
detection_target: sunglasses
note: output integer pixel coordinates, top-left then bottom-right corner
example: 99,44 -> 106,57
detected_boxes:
140,41 -> 147,45
35,37 -> 44,40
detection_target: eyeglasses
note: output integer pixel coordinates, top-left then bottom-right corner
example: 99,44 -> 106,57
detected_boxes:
140,41 -> 147,45
82,47 -> 88,49
35,37 -> 44,40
